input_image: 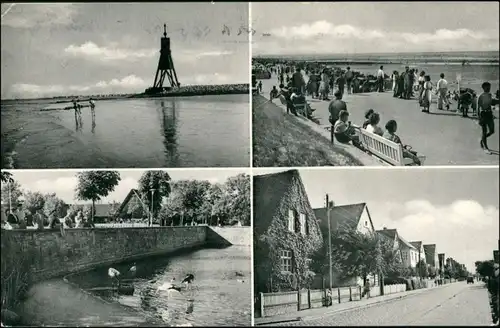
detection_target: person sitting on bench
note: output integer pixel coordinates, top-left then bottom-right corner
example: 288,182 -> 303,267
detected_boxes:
270,86 -> 279,101
365,112 -> 384,136
334,110 -> 360,144
382,120 -> 422,166
279,84 -> 297,116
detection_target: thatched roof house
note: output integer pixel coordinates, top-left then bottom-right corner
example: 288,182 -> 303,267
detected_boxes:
253,170 -> 322,293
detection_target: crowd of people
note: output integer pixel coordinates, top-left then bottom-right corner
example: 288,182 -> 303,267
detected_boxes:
1,205 -> 96,232
257,59 -> 499,157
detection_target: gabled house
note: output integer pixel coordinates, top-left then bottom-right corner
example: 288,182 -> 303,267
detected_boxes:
313,202 -> 376,236
376,228 -> 403,263
253,170 -> 323,294
423,244 -> 438,268
313,203 -> 377,287
410,241 -> 426,266
397,234 -> 419,269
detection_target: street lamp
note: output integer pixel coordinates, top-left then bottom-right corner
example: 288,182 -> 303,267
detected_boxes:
149,188 -> 155,227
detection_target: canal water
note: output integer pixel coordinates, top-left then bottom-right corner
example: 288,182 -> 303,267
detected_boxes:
1,94 -> 250,168
66,246 -> 252,327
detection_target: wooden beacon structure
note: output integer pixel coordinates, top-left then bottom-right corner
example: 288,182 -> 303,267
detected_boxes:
145,24 -> 180,95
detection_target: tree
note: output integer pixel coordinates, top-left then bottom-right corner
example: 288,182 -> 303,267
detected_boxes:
43,193 -> 67,218
314,229 -> 383,284
1,179 -> 23,212
0,172 -> 13,184
428,266 -> 437,279
23,191 -> 46,214
162,180 -> 210,225
137,171 -> 171,222
75,171 -> 121,224
201,183 -> 224,225
475,260 -> 495,278
107,201 -> 121,219
221,173 -> 250,226
378,237 -> 402,277
416,260 -> 429,278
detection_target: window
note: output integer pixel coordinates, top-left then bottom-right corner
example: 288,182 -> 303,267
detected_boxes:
402,252 -> 408,261
299,213 -> 306,235
280,250 -> 293,272
288,210 -> 294,232
364,221 -> 368,227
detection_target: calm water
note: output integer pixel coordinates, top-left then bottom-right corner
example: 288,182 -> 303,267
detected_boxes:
67,246 -> 252,327
263,51 -> 500,93
1,94 -> 250,168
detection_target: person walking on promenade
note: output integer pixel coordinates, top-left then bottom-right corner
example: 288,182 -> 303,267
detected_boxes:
377,65 -> 385,92
320,69 -> 331,101
391,71 -> 398,95
292,67 -> 305,94
420,75 -> 433,113
477,81 -> 498,154
403,67 -> 412,99
436,73 -> 450,110
337,73 -> 346,98
345,66 -> 354,94
417,70 -> 426,102
328,90 -> 347,126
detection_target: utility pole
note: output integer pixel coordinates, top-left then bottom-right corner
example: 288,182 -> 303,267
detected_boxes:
326,194 -> 333,291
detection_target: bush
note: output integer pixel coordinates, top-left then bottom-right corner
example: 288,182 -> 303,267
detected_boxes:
405,278 -> 414,291
384,277 -> 406,285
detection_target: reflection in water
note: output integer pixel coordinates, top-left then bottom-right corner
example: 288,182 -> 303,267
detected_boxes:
158,100 -> 179,166
74,109 -> 83,131
91,112 -> 96,134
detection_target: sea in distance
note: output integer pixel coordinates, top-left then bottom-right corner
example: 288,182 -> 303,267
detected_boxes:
257,51 -> 500,93
1,94 -> 250,169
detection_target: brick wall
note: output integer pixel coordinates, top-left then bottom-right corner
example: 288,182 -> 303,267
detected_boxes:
1,226 -> 207,282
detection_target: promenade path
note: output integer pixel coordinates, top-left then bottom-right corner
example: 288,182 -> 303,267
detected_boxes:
257,282 -> 493,326
258,74 -> 499,165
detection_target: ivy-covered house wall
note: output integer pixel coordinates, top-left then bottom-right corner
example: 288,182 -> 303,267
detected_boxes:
253,170 -> 323,294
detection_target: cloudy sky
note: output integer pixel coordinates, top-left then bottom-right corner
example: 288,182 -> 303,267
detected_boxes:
4,168 -> 248,205
252,2 -> 500,55
1,3 -> 249,99
254,168 -> 499,272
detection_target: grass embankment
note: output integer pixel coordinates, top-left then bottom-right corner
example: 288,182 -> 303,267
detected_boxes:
252,95 -> 362,167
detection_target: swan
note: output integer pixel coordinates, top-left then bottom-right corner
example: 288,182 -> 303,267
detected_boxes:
181,274 -> 194,289
108,268 -> 120,278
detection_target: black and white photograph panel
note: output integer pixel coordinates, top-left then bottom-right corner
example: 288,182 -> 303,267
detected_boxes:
253,168 -> 499,326
251,1 -> 500,167
1,2 -> 251,169
0,169 -> 251,327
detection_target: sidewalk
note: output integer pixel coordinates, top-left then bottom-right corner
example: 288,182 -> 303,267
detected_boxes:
254,284 -> 452,326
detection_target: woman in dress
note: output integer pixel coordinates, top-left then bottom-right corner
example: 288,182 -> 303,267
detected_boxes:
417,71 -> 426,103
391,71 -> 398,95
421,75 -> 432,113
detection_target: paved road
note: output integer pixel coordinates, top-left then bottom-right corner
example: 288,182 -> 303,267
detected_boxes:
257,74 -> 499,165
267,282 -> 493,326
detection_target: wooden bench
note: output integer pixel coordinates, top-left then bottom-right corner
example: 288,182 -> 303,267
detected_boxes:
359,129 -> 426,166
